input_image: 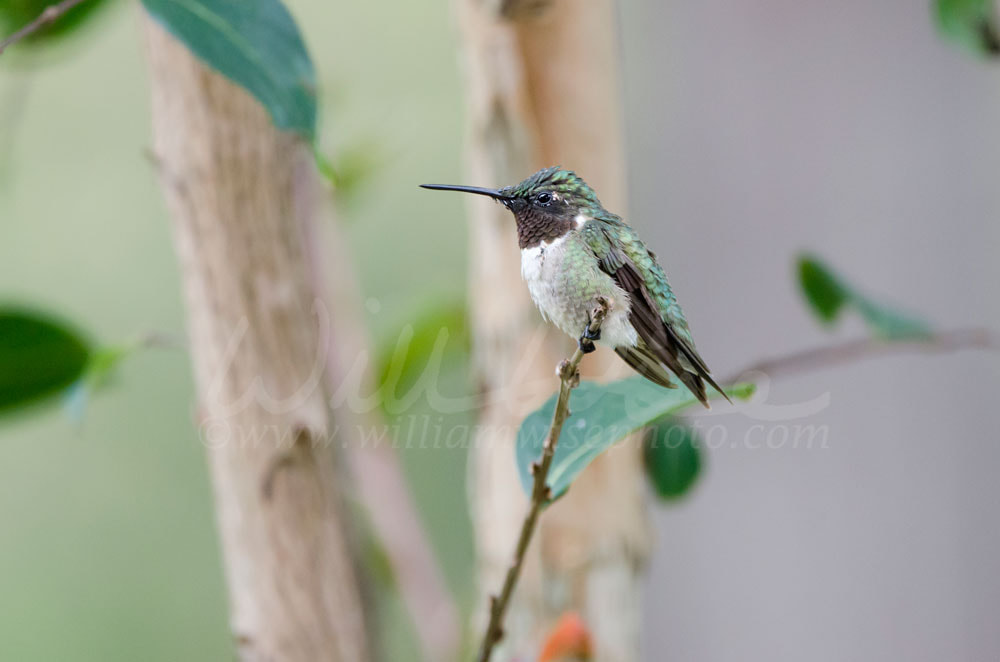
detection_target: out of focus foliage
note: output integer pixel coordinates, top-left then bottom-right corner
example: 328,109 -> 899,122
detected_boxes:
0,306 -> 141,420
0,307 -> 90,414
141,0 -> 317,140
538,613 -> 594,662
797,254 -> 932,340
643,419 -> 703,500
376,302 -> 469,417
315,141 -> 382,204
934,0 -> 1000,58
0,0 -> 111,49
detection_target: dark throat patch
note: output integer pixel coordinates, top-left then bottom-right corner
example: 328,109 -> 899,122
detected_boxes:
515,208 -> 575,249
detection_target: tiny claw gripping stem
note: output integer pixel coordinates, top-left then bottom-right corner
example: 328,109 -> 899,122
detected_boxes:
591,295 -> 612,322
579,296 -> 611,354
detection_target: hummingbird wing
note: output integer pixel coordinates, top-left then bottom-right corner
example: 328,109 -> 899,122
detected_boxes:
582,219 -> 730,408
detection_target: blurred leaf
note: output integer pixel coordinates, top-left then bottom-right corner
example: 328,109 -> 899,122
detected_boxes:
538,613 -> 594,662
515,377 -> 753,501
0,307 -> 91,415
643,418 -> 702,500
376,303 -> 469,417
0,0 -> 112,50
797,254 -> 933,341
62,343 -> 133,422
853,298 -> 934,342
798,255 -> 848,323
314,141 -> 381,203
141,0 -> 317,140
934,0 -> 1000,58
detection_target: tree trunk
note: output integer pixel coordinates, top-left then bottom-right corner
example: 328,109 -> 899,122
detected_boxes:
457,1 -> 651,660
143,18 -> 370,662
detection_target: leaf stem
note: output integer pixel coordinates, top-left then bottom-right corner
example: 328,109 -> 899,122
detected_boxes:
0,0 -> 91,55
475,296 -> 611,662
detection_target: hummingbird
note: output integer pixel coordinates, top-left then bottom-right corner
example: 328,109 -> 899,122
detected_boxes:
421,166 -> 728,407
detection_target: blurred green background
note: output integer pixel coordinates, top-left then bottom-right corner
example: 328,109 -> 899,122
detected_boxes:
0,1 -> 472,659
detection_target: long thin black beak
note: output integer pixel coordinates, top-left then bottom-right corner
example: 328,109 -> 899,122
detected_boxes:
420,184 -> 508,200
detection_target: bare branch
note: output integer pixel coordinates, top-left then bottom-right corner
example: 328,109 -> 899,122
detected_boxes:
476,296 -> 611,662
0,0 -> 91,55
724,327 -> 997,385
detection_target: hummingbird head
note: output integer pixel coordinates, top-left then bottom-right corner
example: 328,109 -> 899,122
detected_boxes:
421,166 -> 607,249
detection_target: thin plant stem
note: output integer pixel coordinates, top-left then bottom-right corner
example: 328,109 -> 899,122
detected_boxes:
0,0 -> 91,55
475,296 -> 611,662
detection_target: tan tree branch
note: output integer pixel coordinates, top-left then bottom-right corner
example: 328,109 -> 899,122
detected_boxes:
477,297 -> 610,662
143,17 -> 370,661
0,0 -> 90,55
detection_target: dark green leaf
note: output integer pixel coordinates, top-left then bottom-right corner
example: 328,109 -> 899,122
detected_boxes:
0,307 -> 91,414
0,0 -> 112,49
798,254 -> 848,323
376,303 -> 469,416
797,255 -> 933,341
934,0 -> 1000,58
515,377 -> 753,501
643,419 -> 702,500
141,0 -> 317,140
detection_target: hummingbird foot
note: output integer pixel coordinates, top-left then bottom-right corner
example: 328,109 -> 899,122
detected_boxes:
578,313 -> 602,353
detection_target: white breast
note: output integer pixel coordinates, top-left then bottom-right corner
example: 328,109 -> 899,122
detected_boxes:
520,235 -> 570,326
520,233 -> 639,349
519,237 -> 562,284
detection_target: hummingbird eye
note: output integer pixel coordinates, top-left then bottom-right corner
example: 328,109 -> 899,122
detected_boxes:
535,192 -> 553,206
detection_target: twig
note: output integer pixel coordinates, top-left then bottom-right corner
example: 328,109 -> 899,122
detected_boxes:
476,296 -> 611,662
0,0 -> 90,55
724,327 -> 997,385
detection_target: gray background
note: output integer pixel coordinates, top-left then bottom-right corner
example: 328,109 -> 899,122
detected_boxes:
624,1 -> 1000,660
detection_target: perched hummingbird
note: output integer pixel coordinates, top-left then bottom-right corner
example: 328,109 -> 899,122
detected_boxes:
421,166 -> 728,407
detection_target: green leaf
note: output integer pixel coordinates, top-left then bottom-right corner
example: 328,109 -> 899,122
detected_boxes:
643,418 -> 703,500
934,0 -> 1000,58
798,254 -> 848,323
314,141 -> 381,204
376,303 -> 469,416
141,0 -> 317,140
0,307 -> 91,414
852,298 -> 934,342
63,343 -> 134,422
796,254 -> 933,341
0,0 -> 112,50
515,377 -> 753,501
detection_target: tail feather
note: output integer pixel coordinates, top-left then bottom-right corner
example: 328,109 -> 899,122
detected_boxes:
668,326 -> 732,407
677,354 -> 732,407
615,346 -> 677,389
618,336 -> 730,409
